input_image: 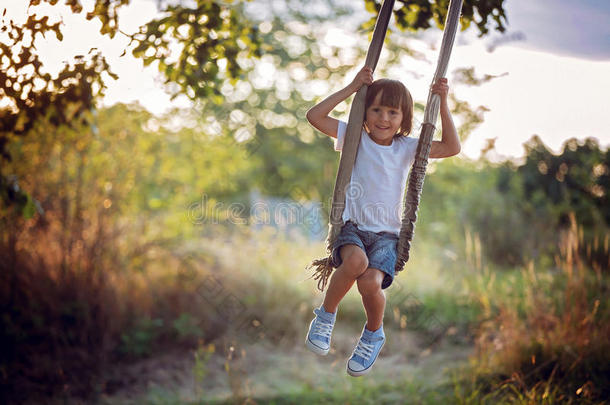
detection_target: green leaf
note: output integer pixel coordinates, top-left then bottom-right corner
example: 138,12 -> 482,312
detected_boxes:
22,195 -> 36,219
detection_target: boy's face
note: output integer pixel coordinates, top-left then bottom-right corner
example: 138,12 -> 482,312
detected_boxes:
364,91 -> 403,146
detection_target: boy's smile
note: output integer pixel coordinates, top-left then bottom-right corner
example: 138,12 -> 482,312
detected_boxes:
364,91 -> 403,146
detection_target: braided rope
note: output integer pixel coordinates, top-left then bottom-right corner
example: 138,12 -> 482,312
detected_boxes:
395,0 -> 464,274
308,0 -> 396,291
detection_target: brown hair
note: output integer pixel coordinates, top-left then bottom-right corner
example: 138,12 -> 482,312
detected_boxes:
364,78 -> 414,137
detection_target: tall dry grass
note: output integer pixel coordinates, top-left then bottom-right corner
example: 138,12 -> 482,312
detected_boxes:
0,205 -> 234,403
462,213 -> 610,403
1,208 -> 322,404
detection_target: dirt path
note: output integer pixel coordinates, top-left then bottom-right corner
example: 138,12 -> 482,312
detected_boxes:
98,323 -> 472,404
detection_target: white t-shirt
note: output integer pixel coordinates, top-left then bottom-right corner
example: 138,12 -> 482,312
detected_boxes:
334,120 -> 418,236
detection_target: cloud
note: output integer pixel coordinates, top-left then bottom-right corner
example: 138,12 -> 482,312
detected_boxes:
491,0 -> 610,60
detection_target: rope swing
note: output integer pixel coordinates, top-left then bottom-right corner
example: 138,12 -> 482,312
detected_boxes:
309,0 -> 464,291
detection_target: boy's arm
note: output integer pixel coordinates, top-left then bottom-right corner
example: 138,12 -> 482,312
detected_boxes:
429,78 -> 461,158
306,67 -> 373,139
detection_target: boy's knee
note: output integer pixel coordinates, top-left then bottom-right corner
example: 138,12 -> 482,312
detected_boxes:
340,246 -> 369,277
357,269 -> 384,296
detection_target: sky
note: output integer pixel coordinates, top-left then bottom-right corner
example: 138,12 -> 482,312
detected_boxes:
2,0 -> 610,160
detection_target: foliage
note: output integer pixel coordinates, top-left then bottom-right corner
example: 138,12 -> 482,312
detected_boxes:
30,0 -> 129,37
418,158 -> 532,266
517,136 -> 609,228
0,8 -> 113,136
363,0 -> 507,36
130,0 -> 262,101
505,136 -> 609,269
119,317 -> 164,357
418,135 -> 609,269
124,0 -> 508,101
1,0 -> 508,215
0,7 -> 115,212
0,102 -> 251,401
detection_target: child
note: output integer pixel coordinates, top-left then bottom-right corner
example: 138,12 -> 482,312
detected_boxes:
304,66 -> 460,376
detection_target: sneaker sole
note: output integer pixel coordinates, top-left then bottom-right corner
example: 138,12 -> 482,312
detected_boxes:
346,341 -> 385,377
305,337 -> 330,356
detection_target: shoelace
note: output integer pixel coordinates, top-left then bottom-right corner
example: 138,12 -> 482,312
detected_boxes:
353,339 -> 376,361
313,320 -> 333,339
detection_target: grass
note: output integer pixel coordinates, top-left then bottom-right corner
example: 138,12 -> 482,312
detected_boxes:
3,215 -> 608,404
141,378 -> 459,405
455,216 -> 610,403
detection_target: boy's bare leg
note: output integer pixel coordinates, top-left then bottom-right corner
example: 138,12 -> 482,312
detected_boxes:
357,268 -> 386,331
322,244 -> 368,314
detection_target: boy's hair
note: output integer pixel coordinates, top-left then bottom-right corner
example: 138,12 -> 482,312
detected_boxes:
364,78 -> 414,137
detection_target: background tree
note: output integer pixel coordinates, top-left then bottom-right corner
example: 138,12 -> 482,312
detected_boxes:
0,11 -> 114,216
515,136 -> 609,269
1,0 -> 508,214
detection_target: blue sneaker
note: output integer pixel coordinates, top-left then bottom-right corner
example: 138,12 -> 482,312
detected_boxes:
305,306 -> 337,355
346,324 -> 385,376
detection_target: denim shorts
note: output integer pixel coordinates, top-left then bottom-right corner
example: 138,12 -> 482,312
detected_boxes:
331,220 -> 399,290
